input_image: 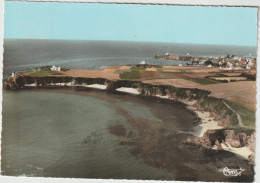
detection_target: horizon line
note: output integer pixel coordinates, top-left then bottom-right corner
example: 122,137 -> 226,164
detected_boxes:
4,38 -> 257,47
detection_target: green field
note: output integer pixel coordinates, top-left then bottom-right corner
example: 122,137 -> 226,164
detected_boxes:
19,69 -> 35,75
29,70 -> 61,77
160,72 -> 180,79
119,66 -> 145,79
187,78 -> 220,85
19,67 -> 62,77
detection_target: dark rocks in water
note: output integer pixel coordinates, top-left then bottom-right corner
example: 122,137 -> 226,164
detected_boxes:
214,139 -> 223,150
185,130 -> 221,148
108,124 -> 127,137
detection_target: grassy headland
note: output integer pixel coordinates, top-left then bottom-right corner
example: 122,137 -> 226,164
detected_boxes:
6,64 -> 256,129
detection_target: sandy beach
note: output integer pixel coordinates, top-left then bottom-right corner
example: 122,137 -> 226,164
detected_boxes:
219,143 -> 252,160
192,110 -> 223,137
116,87 -> 140,95
84,84 -> 107,90
181,100 -> 253,161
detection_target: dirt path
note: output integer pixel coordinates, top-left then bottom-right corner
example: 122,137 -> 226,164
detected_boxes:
223,101 -> 246,128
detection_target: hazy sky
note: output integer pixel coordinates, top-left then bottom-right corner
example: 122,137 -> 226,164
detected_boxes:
4,2 -> 258,46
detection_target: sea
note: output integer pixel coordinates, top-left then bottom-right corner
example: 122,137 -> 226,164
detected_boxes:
3,39 -> 256,78
1,39 -> 256,181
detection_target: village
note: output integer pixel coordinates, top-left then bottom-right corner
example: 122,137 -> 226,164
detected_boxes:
155,53 -> 256,70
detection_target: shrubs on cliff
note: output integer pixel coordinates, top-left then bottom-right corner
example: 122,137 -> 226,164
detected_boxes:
74,78 -> 108,85
141,85 -> 158,96
199,97 -> 238,126
6,76 -> 111,88
33,76 -> 73,85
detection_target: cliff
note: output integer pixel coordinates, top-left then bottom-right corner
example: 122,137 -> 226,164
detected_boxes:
3,75 -> 255,163
3,75 -> 238,128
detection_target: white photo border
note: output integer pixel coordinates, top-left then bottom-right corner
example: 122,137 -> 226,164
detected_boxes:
0,1 -> 259,183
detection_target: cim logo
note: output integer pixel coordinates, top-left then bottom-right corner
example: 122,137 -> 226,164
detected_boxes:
222,167 -> 245,177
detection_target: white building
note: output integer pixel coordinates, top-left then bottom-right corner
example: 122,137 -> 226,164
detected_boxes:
140,60 -> 146,65
11,71 -> 17,78
50,65 -> 61,71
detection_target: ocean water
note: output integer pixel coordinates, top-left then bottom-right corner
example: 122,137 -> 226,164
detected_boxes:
3,39 -> 256,77
2,89 -> 255,181
1,90 -> 176,179
1,39 -> 256,181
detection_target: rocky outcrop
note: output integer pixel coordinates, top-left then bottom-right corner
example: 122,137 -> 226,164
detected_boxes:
186,129 -> 225,148
225,130 -> 246,148
185,129 -> 255,163
247,131 -> 255,163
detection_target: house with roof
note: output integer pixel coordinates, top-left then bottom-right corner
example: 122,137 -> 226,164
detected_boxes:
50,65 -> 61,71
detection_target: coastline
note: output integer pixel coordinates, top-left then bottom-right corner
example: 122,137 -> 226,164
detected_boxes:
3,68 -> 255,164
155,95 -> 254,162
178,98 -> 253,161
12,84 -> 255,163
3,85 -> 255,181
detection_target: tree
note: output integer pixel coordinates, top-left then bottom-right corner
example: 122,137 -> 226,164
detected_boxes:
205,60 -> 213,66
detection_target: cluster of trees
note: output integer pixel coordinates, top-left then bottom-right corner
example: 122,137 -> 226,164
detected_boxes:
226,54 -> 236,59
204,60 -> 228,67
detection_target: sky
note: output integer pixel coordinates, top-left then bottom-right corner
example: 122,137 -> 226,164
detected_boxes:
4,2 -> 258,46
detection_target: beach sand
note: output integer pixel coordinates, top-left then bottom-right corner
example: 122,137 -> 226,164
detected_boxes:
181,100 -> 252,161
84,84 -> 107,90
193,110 -> 223,137
221,143 -> 252,160
116,87 -> 140,95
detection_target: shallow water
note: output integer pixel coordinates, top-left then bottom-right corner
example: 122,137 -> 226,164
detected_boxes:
1,89 -> 254,181
2,90 -> 175,179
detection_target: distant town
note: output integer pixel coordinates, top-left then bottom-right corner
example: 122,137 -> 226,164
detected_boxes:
155,53 -> 256,70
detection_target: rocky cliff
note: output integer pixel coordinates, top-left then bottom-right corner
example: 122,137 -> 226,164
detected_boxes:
3,75 -> 239,127
185,128 -> 255,163
4,75 -> 255,163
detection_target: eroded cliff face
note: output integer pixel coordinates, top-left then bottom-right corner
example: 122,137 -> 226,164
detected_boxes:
137,84 -> 239,127
247,131 -> 255,163
185,129 -> 255,163
4,76 -> 111,89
